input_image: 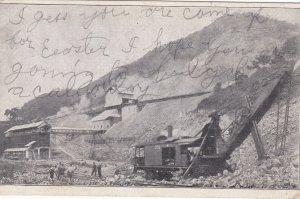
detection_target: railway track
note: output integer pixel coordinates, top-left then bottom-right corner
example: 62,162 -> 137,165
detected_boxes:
132,180 -> 193,187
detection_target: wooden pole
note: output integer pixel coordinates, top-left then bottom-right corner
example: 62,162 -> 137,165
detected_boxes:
245,96 -> 266,161
182,132 -> 209,178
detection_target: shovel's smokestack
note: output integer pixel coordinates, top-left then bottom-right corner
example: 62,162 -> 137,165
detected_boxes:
167,125 -> 173,137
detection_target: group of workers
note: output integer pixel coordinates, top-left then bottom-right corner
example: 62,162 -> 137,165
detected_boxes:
48,160 -> 103,182
48,162 -> 77,182
91,160 -> 102,178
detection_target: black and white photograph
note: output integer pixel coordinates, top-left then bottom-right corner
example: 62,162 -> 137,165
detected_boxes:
0,0 -> 299,194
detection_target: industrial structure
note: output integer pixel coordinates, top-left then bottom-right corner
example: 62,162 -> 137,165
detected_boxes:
133,67 -> 292,179
133,124 -> 229,179
3,121 -> 52,160
91,109 -> 121,130
90,87 -> 140,131
2,120 -> 105,160
90,86 -> 211,131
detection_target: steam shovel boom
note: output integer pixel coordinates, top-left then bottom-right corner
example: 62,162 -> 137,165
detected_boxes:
221,68 -> 291,158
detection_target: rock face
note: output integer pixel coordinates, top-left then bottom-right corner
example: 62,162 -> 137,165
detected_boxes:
225,85 -> 300,189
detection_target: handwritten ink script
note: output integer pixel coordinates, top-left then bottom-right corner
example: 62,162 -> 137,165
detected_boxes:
1,5 -> 271,100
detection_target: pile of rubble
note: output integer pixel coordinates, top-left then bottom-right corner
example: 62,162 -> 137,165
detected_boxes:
107,155 -> 298,188
0,156 -> 298,188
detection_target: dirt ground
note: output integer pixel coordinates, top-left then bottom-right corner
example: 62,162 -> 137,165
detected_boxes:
0,150 -> 298,188
0,159 -> 135,186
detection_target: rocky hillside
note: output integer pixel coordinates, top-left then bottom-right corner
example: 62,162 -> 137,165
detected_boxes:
19,13 -> 299,121
44,11 -> 299,154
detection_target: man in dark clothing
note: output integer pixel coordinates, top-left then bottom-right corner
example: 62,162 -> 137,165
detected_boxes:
49,167 -> 55,182
59,163 -> 66,179
56,162 -> 63,180
97,160 -> 102,178
91,162 -> 97,176
201,111 -> 222,155
66,163 -> 76,183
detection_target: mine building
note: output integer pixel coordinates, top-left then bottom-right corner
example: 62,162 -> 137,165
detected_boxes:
91,87 -> 140,130
104,87 -> 136,108
91,109 -> 121,130
105,87 -> 140,119
3,121 -> 52,160
0,120 -> 14,155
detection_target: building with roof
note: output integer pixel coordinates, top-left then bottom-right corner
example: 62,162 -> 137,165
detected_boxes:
104,87 -> 137,108
0,120 -> 14,155
90,87 -> 140,130
3,121 -> 51,160
90,109 -> 121,130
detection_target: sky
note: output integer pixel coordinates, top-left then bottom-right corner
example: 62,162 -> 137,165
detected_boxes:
0,4 -> 299,120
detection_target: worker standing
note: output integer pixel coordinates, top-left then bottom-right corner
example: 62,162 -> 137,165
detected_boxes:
201,111 -> 222,155
97,160 -> 102,178
56,162 -> 61,180
59,163 -> 66,179
91,162 -> 97,176
66,163 -> 76,183
48,166 -> 55,182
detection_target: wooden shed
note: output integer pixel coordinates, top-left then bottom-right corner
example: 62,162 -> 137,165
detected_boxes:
3,121 -> 51,160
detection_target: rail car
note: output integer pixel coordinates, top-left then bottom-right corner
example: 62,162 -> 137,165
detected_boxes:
133,133 -> 230,180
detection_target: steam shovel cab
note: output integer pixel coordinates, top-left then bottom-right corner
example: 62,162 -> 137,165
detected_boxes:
133,135 -> 228,180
